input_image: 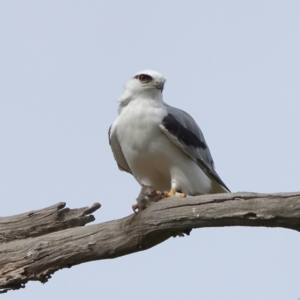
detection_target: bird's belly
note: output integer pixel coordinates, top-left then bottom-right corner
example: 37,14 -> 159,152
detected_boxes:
120,124 -> 174,191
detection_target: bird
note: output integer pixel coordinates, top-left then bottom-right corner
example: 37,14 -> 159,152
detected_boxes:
109,70 -> 229,200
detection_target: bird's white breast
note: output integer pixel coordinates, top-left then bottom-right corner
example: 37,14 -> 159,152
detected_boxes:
112,99 -> 172,188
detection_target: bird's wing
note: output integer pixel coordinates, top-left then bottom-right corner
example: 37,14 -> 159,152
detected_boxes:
108,125 -> 132,174
159,104 -> 230,192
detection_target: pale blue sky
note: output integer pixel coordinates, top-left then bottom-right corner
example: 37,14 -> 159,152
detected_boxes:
1,1 -> 300,299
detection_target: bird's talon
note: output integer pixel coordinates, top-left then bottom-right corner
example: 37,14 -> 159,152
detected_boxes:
177,193 -> 186,198
161,189 -> 185,198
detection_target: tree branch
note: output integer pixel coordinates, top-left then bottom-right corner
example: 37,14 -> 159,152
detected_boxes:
1,192 -> 300,293
0,202 -> 101,243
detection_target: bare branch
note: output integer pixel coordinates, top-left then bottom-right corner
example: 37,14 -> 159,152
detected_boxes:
1,192 -> 300,293
0,202 -> 101,243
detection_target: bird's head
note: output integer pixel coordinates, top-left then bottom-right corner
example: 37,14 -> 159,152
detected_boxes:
118,70 -> 166,105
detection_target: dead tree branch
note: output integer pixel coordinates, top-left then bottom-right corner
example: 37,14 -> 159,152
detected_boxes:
0,202 -> 100,243
1,192 -> 300,293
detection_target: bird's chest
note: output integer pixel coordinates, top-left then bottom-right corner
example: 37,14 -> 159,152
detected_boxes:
117,102 -> 166,153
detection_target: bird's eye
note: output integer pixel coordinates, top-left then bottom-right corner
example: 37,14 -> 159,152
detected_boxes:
137,74 -> 152,83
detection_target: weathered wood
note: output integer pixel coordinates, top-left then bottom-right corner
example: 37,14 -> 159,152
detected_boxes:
1,192 -> 300,293
0,202 -> 101,243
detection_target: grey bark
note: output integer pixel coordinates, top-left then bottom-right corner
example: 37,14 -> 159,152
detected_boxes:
0,202 -> 100,243
1,192 -> 300,293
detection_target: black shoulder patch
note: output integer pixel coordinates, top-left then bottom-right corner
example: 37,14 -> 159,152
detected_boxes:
161,114 -> 207,149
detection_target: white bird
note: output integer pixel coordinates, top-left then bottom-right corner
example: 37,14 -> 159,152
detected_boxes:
109,70 -> 229,198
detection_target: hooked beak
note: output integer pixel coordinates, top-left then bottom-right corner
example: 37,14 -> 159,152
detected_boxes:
153,82 -> 164,92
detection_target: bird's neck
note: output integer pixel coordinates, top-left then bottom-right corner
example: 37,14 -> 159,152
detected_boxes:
118,91 -> 163,114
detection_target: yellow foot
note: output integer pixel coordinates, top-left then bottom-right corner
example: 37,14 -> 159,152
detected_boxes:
176,192 -> 185,198
161,188 -> 186,198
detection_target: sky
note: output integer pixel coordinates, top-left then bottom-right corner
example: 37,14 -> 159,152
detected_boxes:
1,1 -> 300,299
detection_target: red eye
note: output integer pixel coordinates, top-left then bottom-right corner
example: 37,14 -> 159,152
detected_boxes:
138,74 -> 152,83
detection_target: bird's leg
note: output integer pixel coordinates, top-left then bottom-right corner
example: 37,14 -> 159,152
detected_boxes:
167,187 -> 176,197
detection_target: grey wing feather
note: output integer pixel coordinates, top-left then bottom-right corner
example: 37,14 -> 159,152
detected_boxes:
160,104 -> 230,192
108,125 -> 132,174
